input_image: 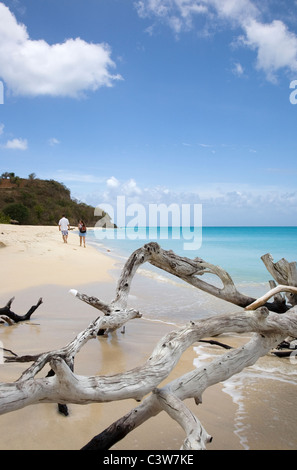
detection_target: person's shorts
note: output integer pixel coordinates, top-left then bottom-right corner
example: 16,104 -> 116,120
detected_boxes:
62,230 -> 68,236
79,232 -> 86,237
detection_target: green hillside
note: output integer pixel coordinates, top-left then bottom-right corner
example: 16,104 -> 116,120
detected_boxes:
0,172 -> 112,227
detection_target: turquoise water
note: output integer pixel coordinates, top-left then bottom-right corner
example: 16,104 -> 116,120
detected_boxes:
89,226 -> 297,283
84,225 -> 297,323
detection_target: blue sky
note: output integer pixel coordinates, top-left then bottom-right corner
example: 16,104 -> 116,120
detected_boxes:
0,0 -> 297,226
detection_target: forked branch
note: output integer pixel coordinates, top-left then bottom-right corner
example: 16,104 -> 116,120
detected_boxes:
0,297 -> 43,324
1,243 -> 297,450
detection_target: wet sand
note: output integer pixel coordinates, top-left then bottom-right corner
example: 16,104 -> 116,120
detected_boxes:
0,285 -> 241,451
0,225 -> 295,450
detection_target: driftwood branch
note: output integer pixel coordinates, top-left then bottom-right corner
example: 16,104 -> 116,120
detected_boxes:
1,308 -> 296,429
245,285 -> 297,310
81,314 -> 292,450
261,254 -> 297,306
110,244 -> 291,312
153,388 -> 213,450
0,296 -> 43,324
1,243 -> 297,450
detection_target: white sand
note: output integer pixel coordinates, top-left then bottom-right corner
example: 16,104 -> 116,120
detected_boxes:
0,224 -> 115,294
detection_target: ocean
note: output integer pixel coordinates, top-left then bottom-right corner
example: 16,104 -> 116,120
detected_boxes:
89,225 -> 297,280
86,226 -> 297,449
87,226 -> 297,320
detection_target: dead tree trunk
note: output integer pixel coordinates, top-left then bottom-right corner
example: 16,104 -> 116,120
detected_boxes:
1,243 -> 297,450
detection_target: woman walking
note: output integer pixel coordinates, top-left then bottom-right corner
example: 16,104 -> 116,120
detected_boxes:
78,219 -> 87,247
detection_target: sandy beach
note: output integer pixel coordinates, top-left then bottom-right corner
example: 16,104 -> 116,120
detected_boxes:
0,224 -> 116,292
0,224 -> 296,451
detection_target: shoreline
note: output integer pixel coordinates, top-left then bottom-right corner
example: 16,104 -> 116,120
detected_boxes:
0,224 -> 296,450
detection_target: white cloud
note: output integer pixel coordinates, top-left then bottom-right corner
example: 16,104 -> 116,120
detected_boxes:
199,142 -> 213,148
106,176 -> 120,188
135,0 -> 208,32
0,122 -> 28,150
0,3 -> 122,98
135,0 -> 170,19
207,0 -> 259,24
122,178 -> 143,196
134,0 -> 258,28
135,0 -> 297,81
48,137 -> 60,146
4,137 -> 28,150
101,177 -> 143,204
82,176 -> 297,226
243,19 -> 297,81
232,61 -> 244,76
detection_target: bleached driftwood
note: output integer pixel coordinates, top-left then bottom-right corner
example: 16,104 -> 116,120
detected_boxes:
153,388 -> 213,450
245,285 -> 297,310
111,243 -> 292,312
1,242 -> 297,450
1,307 -> 297,447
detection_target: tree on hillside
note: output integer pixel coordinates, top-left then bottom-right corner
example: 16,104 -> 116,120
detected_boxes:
3,203 -> 29,224
1,172 -> 15,180
0,172 -> 19,184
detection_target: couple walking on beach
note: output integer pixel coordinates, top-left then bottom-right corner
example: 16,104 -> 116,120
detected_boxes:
58,215 -> 87,247
78,219 -> 87,247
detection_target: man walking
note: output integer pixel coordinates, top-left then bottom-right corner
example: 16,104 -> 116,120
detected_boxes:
58,214 -> 70,243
